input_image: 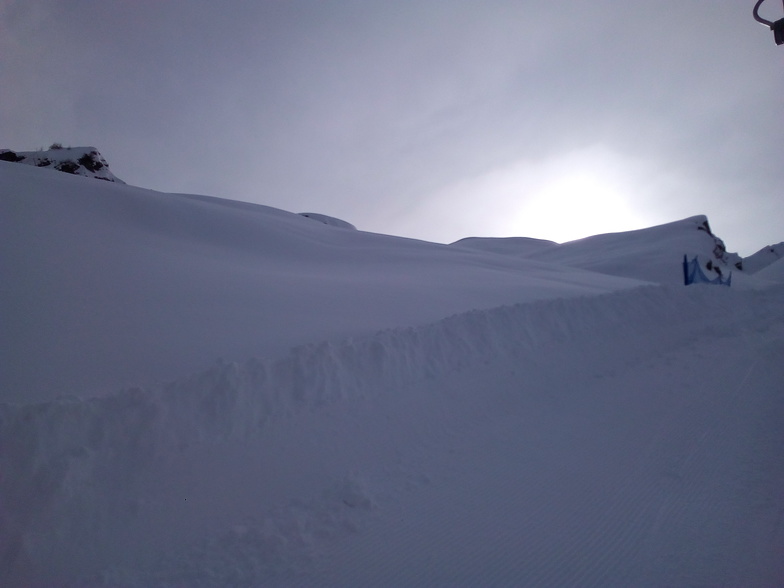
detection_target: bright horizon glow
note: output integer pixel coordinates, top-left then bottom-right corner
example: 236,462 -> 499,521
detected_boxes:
392,145 -> 652,244
506,150 -> 649,243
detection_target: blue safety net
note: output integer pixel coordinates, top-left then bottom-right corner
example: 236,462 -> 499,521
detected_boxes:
683,255 -> 731,287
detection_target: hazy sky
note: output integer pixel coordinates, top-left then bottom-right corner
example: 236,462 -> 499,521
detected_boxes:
2,0 -> 782,255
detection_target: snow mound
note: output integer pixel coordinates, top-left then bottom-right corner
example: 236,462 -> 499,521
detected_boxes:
299,212 -> 356,230
0,146 -> 124,183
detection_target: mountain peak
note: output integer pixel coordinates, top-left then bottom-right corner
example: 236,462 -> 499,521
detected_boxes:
0,145 -> 124,183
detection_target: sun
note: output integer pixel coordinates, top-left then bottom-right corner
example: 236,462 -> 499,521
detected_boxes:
511,166 -> 646,243
389,144 -> 653,245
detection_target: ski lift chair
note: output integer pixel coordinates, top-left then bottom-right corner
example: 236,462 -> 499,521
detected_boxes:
754,0 -> 784,45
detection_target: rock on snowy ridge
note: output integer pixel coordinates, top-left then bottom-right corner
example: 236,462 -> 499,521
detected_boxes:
298,212 -> 356,230
0,145 -> 124,183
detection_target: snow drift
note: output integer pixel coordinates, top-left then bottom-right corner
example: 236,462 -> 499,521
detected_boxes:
3,282 -> 783,586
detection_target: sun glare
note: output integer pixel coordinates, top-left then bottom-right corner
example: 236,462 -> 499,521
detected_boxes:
511,166 -> 646,243
398,145 -> 653,244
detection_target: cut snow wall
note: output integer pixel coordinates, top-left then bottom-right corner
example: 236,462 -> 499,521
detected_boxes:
0,284 -> 771,583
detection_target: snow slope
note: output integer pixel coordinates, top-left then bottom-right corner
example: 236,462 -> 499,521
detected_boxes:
756,256 -> 784,282
3,283 -> 783,587
1,159 -> 783,587
744,241 -> 784,274
1,161 -> 643,403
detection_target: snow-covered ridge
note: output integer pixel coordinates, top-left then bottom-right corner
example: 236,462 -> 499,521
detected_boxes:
299,212 -> 356,229
743,241 -> 784,274
0,145 -> 124,183
3,282 -> 781,584
451,235 -> 557,256
453,215 -> 743,285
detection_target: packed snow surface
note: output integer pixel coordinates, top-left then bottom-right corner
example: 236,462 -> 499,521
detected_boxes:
1,161 -> 783,587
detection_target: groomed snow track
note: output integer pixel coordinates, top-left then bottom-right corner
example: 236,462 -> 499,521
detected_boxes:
2,284 -> 783,586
